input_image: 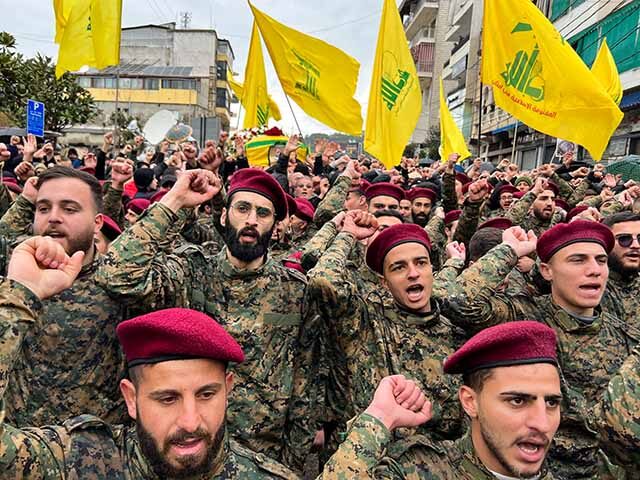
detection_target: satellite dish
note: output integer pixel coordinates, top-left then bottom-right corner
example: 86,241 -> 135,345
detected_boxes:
165,123 -> 193,144
143,110 -> 177,145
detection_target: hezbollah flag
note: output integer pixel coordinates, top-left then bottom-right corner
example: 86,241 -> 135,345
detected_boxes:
55,0 -> 122,78
245,135 -> 308,167
365,0 -> 422,168
591,39 -> 623,105
228,68 -> 282,123
439,78 -> 471,162
481,0 -> 622,160
249,2 -> 363,135
243,22 -> 271,129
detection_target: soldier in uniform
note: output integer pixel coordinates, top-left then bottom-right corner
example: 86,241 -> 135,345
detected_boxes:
0,235 -> 298,479
601,212 -> 640,330
96,168 -> 315,472
0,166 -> 127,426
307,220 -> 465,452
406,187 -> 436,228
447,220 -> 638,478
320,321 -> 562,479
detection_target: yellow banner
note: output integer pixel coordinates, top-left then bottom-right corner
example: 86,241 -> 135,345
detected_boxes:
250,2 -> 363,135
365,0 -> 422,168
439,78 -> 471,162
481,0 -> 622,160
591,39 -> 623,105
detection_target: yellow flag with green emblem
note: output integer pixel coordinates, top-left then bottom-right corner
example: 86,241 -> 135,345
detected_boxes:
243,22 -> 272,129
228,68 -> 282,124
365,0 -> 422,168
249,2 -> 363,135
591,39 -> 623,105
439,78 -> 471,162
481,0 -> 622,160
56,0 -> 122,78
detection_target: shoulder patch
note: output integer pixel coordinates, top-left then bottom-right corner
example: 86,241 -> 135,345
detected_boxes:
63,414 -> 113,434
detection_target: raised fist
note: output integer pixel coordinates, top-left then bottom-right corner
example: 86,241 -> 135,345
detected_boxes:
502,226 -> 537,258
8,236 -> 84,300
341,210 -> 379,240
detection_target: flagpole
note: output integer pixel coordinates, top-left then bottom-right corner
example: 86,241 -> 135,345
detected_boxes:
511,120 -> 519,163
284,93 -> 304,138
235,104 -> 242,132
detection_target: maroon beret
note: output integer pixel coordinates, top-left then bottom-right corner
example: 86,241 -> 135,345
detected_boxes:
285,193 -> 297,217
366,223 -> 432,275
127,198 -> 151,215
565,205 -> 589,223
497,184 -> 519,196
456,172 -> 472,185
79,166 -> 96,176
443,321 -> 558,374
444,209 -> 462,226
513,191 -> 525,199
350,179 -> 371,194
543,181 -> 560,198
294,197 -> 315,223
555,198 -> 569,212
283,250 -> 304,274
536,219 -> 614,263
478,217 -> 513,231
101,214 -> 122,241
228,168 -> 287,220
117,308 -> 244,367
3,180 -> 22,194
406,187 -> 437,204
150,189 -> 168,204
364,182 -> 406,203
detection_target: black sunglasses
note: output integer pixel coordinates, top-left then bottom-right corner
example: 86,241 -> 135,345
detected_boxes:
616,234 -> 640,248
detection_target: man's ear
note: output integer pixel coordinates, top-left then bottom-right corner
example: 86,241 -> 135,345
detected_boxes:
220,208 -> 227,227
539,261 -> 552,282
459,385 -> 479,419
120,379 -> 138,420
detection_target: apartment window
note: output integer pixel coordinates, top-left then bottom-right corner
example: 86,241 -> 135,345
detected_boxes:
104,78 -> 117,88
144,78 -> 159,90
216,88 -> 228,109
77,77 -> 91,88
162,79 -> 197,90
630,137 -> 640,156
216,60 -> 228,80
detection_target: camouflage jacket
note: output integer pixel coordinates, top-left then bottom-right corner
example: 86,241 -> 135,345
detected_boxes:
0,193 -> 127,426
0,279 -> 299,479
306,232 -> 464,442
313,175 -> 351,227
504,191 -> 562,236
0,183 -> 14,220
96,203 -> 315,472
319,414 -> 555,479
602,271 -> 640,335
445,244 -> 639,479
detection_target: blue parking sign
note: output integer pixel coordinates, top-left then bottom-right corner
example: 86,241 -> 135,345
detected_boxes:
27,99 -> 45,137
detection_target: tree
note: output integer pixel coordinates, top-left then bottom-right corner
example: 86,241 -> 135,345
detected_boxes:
424,126 -> 441,162
0,32 -> 97,132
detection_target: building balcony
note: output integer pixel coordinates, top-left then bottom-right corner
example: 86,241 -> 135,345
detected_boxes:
403,0 -> 440,41
445,0 -> 473,42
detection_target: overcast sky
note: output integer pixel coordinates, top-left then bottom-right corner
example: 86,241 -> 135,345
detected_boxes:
1,0 -> 391,135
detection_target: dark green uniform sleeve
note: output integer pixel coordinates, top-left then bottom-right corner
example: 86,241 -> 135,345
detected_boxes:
300,221 -> 338,272
0,278 -> 71,479
441,172 -> 458,213
313,176 -> 351,227
453,199 -> 481,247
0,195 -> 34,242
96,203 -> 194,310
101,181 -> 125,229
0,184 -> 14,220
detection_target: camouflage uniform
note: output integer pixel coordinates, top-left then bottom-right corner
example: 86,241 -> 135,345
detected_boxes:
102,181 -> 126,228
96,203 -> 315,472
313,175 -> 351,226
0,194 -> 127,426
445,244 -> 639,479
0,183 -> 14,220
306,232 -> 463,446
441,171 -> 459,213
319,414 -> 555,479
0,278 -> 299,479
602,271 -> 640,333
504,191 -> 562,236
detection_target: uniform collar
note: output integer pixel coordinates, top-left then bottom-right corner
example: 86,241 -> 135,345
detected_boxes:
218,248 -> 268,279
391,299 -> 441,327
548,299 -> 602,333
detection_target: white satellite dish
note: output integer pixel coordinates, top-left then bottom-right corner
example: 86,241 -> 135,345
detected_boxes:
143,110 -> 178,145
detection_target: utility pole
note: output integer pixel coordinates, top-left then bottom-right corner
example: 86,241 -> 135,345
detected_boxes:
179,11 -> 192,29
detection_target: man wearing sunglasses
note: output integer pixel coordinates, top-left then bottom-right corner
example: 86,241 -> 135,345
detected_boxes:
602,212 -> 640,331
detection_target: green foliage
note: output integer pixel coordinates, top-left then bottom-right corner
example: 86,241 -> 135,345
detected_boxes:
0,32 -> 97,132
424,126 -> 441,162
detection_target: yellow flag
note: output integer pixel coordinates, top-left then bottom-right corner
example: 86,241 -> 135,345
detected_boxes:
481,0 -> 622,161
54,0 -> 76,44
56,0 -> 122,78
245,135 -> 308,167
591,39 -> 623,105
243,22 -> 272,129
249,3 -> 363,135
365,0 -> 422,168
439,78 -> 471,162
228,68 -> 282,123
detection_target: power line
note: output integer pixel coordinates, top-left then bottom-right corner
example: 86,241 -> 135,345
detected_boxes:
558,0 -> 617,39
307,11 -> 382,34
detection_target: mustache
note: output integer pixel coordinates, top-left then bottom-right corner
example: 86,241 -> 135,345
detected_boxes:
164,427 -> 210,449
513,432 -> 550,449
238,227 -> 259,237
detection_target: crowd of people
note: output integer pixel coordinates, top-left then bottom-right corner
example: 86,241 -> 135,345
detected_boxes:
0,129 -> 638,479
